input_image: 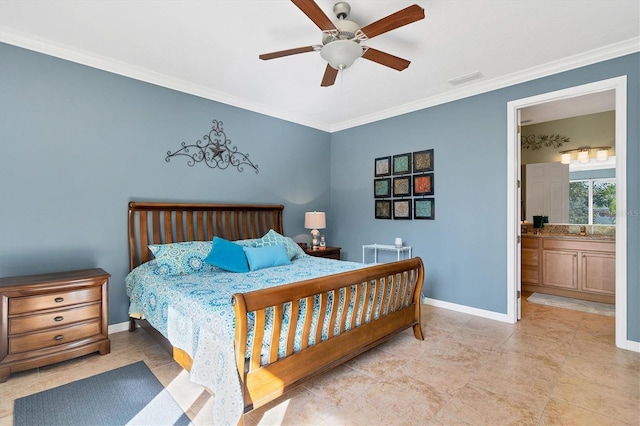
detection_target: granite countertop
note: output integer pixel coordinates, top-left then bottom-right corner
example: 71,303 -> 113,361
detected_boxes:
521,223 -> 615,241
522,232 -> 615,241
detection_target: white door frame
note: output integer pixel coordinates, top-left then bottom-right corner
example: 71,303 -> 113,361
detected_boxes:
506,76 -> 629,349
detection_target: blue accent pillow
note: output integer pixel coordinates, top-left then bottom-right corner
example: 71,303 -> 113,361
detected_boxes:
148,241 -> 221,276
243,244 -> 291,271
204,236 -> 249,273
254,229 -> 307,260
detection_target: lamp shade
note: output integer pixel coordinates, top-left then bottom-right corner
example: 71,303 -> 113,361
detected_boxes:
597,148 -> 609,161
320,40 -> 362,70
560,153 -> 571,165
304,212 -> 326,230
578,149 -> 590,163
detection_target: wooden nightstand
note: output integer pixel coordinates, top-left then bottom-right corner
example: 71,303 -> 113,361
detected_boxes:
0,268 -> 111,382
304,246 -> 341,260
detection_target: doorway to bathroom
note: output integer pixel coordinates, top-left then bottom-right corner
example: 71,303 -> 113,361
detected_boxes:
506,76 -> 628,349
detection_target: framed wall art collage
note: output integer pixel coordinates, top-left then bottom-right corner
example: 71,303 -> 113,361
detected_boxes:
374,149 -> 435,220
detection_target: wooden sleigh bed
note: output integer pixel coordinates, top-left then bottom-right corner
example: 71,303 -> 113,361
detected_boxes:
127,201 -> 425,423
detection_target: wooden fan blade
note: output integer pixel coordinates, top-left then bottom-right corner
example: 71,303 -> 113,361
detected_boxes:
321,64 -> 338,87
292,0 -> 337,31
362,48 -> 411,71
360,4 -> 425,39
259,46 -> 316,60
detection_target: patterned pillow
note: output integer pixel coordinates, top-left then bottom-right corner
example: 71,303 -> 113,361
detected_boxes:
148,241 -> 220,276
234,238 -> 260,248
254,229 -> 306,260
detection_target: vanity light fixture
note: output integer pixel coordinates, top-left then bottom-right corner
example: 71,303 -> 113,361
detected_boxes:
578,148 -> 590,164
597,148 -> 609,162
559,146 -> 610,165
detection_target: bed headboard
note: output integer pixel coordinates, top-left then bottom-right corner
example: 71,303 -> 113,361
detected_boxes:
128,202 -> 285,271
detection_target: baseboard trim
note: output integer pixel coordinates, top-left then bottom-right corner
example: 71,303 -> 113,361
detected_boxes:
622,339 -> 640,353
422,297 -> 513,323
108,321 -> 132,334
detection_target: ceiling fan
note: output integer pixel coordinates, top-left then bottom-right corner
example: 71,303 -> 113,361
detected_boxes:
259,0 -> 425,87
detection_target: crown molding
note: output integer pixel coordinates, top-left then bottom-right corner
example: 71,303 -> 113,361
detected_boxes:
2,29 -> 637,134
0,29 -> 332,132
329,37 -> 639,132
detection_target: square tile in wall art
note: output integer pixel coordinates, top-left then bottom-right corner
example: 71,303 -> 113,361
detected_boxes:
375,200 -> 392,219
393,176 -> 411,197
374,178 -> 391,198
413,173 -> 434,196
414,198 -> 435,219
413,149 -> 434,172
392,153 -> 412,175
393,199 -> 412,219
374,156 -> 391,177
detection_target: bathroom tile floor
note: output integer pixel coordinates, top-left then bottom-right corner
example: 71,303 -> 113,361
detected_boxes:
2,296 -> 638,425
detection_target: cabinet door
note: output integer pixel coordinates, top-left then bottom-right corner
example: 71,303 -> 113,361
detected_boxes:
542,249 -> 578,289
521,248 -> 540,284
581,251 -> 616,295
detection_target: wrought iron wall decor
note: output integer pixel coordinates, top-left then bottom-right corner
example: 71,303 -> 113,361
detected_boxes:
166,119 -> 259,173
520,134 -> 570,150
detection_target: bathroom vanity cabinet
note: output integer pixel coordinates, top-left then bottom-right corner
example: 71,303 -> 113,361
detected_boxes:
521,237 -> 541,285
521,235 -> 615,304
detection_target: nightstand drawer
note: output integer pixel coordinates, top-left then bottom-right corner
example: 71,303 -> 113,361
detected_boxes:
304,246 -> 341,260
9,303 -> 101,334
9,320 -> 102,354
9,287 -> 101,315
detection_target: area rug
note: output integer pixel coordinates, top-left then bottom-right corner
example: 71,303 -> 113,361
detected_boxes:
527,292 -> 615,317
14,361 -> 191,426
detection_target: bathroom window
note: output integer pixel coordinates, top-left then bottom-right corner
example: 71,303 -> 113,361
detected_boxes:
569,178 -> 616,224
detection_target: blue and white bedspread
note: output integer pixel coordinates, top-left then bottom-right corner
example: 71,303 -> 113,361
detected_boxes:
125,255 -> 365,425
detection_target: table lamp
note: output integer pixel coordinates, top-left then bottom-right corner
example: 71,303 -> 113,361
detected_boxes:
304,211 -> 326,250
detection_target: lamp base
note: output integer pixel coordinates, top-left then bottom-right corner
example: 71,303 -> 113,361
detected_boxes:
310,229 -> 320,250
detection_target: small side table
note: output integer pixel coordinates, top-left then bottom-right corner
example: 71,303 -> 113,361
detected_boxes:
304,246 -> 341,260
362,244 -> 412,264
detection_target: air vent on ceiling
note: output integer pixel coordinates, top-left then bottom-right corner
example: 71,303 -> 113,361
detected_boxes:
448,71 -> 484,86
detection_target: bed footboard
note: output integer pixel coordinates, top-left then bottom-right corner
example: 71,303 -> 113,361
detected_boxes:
232,257 -> 424,413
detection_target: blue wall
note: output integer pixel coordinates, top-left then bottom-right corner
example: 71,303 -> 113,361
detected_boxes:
0,43 -> 332,324
1,42 -> 638,343
330,53 -> 639,342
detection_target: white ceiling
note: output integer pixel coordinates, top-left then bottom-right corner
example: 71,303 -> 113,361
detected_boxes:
1,1 -> 638,132
520,89 -> 616,125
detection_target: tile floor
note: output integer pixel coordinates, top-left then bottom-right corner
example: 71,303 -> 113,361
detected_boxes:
1,297 -> 639,425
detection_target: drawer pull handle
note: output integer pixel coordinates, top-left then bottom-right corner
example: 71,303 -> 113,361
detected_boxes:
54,316 -> 64,322
54,297 -> 64,303
54,335 -> 64,341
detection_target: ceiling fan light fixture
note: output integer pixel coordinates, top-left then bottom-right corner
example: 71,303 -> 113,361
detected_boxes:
320,40 -> 362,70
259,1 -> 425,86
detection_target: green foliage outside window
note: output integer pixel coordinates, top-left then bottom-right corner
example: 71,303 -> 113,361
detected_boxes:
594,181 -> 616,224
569,181 -> 588,223
569,179 -> 615,224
